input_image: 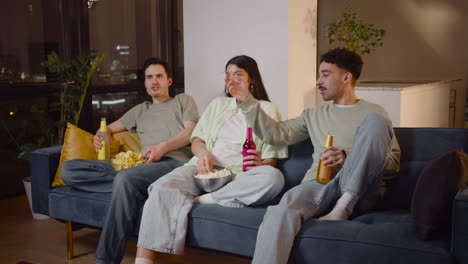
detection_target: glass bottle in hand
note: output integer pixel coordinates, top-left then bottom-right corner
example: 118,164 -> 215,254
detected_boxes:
97,117 -> 110,162
242,127 -> 256,171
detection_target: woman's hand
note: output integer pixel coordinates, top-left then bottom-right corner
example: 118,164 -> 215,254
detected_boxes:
320,146 -> 346,167
192,138 -> 214,174
243,149 -> 262,171
226,76 -> 250,102
197,152 -> 213,174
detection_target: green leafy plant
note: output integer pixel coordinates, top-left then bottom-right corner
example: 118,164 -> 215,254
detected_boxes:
42,50 -> 105,145
16,108 -> 57,160
16,50 -> 105,159
2,105 -> 56,160
325,9 -> 385,55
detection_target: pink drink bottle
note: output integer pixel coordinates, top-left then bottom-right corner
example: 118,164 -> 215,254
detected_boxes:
242,127 -> 257,171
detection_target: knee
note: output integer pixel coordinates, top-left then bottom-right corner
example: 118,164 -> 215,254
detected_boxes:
277,187 -> 305,209
361,112 -> 393,137
258,166 -> 285,187
112,170 -> 136,192
60,161 -> 72,184
270,167 -> 285,192
267,196 -> 294,218
363,112 -> 388,127
146,183 -> 179,203
146,174 -> 177,194
254,166 -> 285,196
60,159 -> 85,184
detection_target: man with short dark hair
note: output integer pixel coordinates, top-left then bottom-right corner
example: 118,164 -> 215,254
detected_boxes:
60,57 -> 199,264
229,48 -> 401,264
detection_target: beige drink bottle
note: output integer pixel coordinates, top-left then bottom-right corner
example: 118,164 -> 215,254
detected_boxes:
316,135 -> 333,184
97,118 -> 110,161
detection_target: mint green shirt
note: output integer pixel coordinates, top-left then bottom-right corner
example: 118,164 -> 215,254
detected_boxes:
186,97 -> 288,174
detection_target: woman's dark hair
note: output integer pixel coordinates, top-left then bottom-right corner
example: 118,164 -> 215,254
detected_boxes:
224,55 -> 270,102
320,48 -> 363,82
143,57 -> 172,78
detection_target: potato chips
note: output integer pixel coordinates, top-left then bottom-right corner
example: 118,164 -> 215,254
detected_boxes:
111,150 -> 145,171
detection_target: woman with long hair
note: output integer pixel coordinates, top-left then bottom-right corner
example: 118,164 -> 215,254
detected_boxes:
134,55 -> 287,264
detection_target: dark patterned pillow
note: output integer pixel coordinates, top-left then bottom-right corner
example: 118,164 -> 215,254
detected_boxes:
411,149 -> 468,240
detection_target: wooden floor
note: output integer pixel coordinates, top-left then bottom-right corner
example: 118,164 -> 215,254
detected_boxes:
0,195 -> 251,264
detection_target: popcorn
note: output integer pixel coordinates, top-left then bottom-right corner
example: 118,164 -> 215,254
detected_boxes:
194,169 -> 231,179
111,150 -> 145,171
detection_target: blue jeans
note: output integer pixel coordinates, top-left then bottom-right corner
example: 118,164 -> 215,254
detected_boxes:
60,157 -> 183,264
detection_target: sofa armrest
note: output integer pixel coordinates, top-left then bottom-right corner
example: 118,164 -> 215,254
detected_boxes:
452,184 -> 468,264
30,146 -> 62,215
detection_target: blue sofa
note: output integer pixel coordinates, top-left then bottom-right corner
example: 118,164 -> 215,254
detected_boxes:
30,128 -> 468,263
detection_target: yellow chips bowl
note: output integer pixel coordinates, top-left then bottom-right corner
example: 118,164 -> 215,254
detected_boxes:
112,150 -> 145,171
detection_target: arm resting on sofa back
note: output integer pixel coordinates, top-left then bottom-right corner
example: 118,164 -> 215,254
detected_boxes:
30,146 -> 62,216
452,184 -> 468,264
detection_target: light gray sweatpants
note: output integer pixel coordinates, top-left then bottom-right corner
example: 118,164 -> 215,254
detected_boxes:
137,165 -> 285,254
252,112 -> 395,264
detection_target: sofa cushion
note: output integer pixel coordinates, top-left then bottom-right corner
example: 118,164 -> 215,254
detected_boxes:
49,186 -> 111,227
411,149 -> 468,240
188,204 -> 267,257
113,131 -> 141,153
52,123 -> 120,187
188,206 -> 452,263
376,161 -> 427,211
277,139 -> 313,194
377,128 -> 468,211
290,211 -> 451,264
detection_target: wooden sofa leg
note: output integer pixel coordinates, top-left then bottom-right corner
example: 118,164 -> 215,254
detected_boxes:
66,221 -> 74,260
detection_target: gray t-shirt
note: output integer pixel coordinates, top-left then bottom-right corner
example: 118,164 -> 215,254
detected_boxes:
119,93 -> 199,163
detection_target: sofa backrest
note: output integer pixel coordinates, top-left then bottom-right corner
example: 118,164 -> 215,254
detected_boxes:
379,128 -> 468,211
277,139 -> 314,194
277,128 -> 468,211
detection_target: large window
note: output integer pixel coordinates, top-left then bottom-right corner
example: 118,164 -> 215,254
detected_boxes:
88,0 -> 184,130
0,0 -> 184,198
88,0 -> 183,86
0,0 -> 184,130
0,1 -> 47,83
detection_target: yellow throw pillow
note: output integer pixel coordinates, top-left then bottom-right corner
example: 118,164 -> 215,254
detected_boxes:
113,131 -> 141,153
52,123 -> 120,187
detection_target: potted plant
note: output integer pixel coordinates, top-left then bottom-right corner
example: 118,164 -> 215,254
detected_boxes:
41,50 -> 105,146
5,50 -> 105,210
17,50 -> 105,159
325,9 -> 386,55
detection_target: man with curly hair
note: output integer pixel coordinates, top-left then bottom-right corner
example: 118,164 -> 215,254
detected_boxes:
232,48 -> 401,264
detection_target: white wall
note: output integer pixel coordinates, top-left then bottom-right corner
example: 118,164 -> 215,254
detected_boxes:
184,0 -> 317,119
400,83 -> 450,127
184,0 -> 288,117
355,89 -> 401,126
317,0 -> 468,127
288,0 -> 318,118
355,81 -> 450,127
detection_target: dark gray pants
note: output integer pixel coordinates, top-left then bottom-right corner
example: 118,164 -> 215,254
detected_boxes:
252,112 -> 395,264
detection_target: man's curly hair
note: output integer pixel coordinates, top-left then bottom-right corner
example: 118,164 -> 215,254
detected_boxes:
320,48 -> 363,81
